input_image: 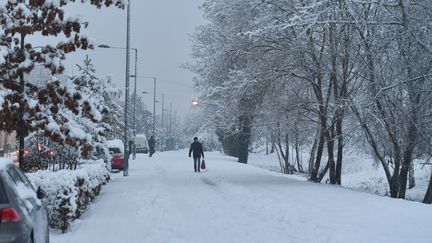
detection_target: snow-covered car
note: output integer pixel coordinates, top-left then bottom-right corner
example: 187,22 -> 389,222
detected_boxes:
107,140 -> 125,170
135,134 -> 149,154
0,159 -> 49,243
92,145 -> 112,172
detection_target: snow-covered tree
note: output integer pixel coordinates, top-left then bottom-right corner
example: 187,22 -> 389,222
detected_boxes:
70,56 -> 107,150
101,75 -> 124,139
190,0 -> 432,203
0,0 -> 125,169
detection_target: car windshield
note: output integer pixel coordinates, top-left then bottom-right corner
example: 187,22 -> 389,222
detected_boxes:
109,148 -> 121,154
0,178 -> 9,203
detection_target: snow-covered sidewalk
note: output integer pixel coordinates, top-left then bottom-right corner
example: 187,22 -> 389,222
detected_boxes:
52,151 -> 431,243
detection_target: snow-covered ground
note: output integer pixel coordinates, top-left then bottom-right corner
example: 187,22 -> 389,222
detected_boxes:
52,150 -> 431,243
248,148 -> 432,202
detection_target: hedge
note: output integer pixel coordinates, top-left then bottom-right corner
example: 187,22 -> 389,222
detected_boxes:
27,161 -> 110,233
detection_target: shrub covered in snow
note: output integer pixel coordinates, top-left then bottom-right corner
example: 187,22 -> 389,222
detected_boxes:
26,160 -> 110,233
195,130 -> 222,152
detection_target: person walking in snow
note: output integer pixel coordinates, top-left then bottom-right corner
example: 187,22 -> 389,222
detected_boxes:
148,136 -> 156,157
129,140 -> 134,158
189,137 -> 204,172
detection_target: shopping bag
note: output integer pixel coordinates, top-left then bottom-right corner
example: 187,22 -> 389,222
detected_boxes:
201,159 -> 206,170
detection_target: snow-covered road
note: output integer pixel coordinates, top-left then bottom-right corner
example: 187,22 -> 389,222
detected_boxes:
53,151 -> 431,243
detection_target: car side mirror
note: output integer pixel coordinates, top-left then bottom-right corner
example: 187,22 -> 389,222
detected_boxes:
36,186 -> 47,199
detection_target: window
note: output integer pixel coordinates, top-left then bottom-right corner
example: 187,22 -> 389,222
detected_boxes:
109,148 -> 121,154
7,167 -> 24,185
0,179 -> 9,203
14,167 -> 35,190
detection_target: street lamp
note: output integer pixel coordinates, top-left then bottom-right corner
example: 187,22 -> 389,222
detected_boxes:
97,1 -> 134,176
123,0 -> 131,176
169,102 -> 172,138
192,99 -> 218,107
160,93 -> 164,151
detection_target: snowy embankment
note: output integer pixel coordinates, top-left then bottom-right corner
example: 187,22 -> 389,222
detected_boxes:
248,148 -> 432,202
53,151 -> 431,243
27,160 -> 110,232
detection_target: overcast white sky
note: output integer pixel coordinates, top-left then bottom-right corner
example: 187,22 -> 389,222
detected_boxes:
62,0 -> 205,116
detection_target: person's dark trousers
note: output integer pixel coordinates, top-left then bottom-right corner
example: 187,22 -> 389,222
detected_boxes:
193,157 -> 201,172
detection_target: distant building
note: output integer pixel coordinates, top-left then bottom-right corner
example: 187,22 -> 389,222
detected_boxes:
0,131 -> 16,156
0,83 -> 16,156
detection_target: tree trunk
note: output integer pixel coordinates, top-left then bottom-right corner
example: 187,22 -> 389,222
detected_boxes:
275,130 -> 291,174
335,113 -> 344,185
319,161 -> 330,182
238,114 -> 252,164
398,146 -> 415,199
308,128 -> 319,176
295,137 -> 303,173
266,133 -> 269,155
423,170 -> 432,204
398,165 -> 409,199
311,130 -> 325,182
18,33 -> 26,171
270,133 -> 275,153
325,122 -> 336,184
284,133 -> 292,174
311,85 -> 329,183
408,163 -> 415,189
389,173 -> 400,198
327,143 -> 336,184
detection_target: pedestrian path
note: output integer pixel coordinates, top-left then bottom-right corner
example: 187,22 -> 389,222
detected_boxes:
52,151 -> 432,243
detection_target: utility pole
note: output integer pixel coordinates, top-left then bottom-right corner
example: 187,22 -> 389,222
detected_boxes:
169,102 -> 172,137
161,93 -> 164,151
123,0 -> 131,176
132,48 -> 138,160
174,110 -> 178,136
152,77 -> 156,138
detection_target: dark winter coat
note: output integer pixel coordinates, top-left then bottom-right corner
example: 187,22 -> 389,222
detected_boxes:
189,141 -> 204,158
148,137 -> 156,150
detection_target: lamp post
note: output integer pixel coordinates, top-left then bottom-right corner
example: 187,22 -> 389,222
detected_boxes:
123,0 -> 131,176
97,1 -> 132,176
131,49 -> 138,160
160,93 -> 164,151
153,77 -> 156,137
169,102 -> 172,137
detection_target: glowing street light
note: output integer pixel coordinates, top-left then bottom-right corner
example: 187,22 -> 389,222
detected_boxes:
192,100 -> 218,107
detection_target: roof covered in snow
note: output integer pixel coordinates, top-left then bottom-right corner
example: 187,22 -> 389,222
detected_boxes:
107,139 -> 124,153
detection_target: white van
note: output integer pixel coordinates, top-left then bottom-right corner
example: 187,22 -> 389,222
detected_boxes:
135,134 -> 149,153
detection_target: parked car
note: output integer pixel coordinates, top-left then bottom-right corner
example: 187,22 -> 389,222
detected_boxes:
135,134 -> 149,154
107,139 -> 125,170
92,145 -> 112,172
0,159 -> 49,243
